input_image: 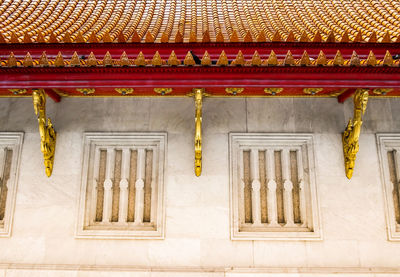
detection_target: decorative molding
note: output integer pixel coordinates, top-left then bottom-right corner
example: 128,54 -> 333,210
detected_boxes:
303,88 -> 323,95
229,133 -> 321,240
76,133 -> 166,239
376,134 -> 400,241
154,88 -> 173,95
225,88 -> 244,95
115,88 -> 134,95
264,88 -> 283,95
0,133 -> 24,237
76,88 -> 95,95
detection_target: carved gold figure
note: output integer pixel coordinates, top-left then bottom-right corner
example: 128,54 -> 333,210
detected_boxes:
32,89 -> 56,177
342,89 -> 369,179
194,88 -> 204,177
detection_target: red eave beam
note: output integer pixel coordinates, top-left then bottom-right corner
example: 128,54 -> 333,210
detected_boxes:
44,89 -> 61,102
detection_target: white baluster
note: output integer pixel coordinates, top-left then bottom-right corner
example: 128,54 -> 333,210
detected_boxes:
297,149 -> 307,226
282,149 -> 294,226
90,148 -> 100,223
150,148 -> 157,224
266,149 -> 279,226
118,149 -> 130,223
135,149 -> 146,223
102,148 -> 115,223
238,149 -> 245,225
250,149 -> 261,225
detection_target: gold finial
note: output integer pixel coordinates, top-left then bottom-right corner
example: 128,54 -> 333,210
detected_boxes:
76,88 -> 95,95
193,88 -> 204,177
152,51 -> 163,66
7,52 -> 17,67
300,31 -> 310,42
244,31 -> 253,42
36,32 -> 45,43
161,32 -> 169,43
201,51 -> 212,66
340,31 -> 350,43
0,32 -> 6,43
266,50 -> 278,66
86,52 -> 97,67
154,88 -> 172,95
75,32 -> 85,43
272,30 -> 282,42
39,52 -> 49,67
10,32 -> 19,43
349,51 -> 360,66
54,52 -> 65,67
202,30 -> 211,42
231,50 -> 245,66
299,50 -> 311,66
225,88 -> 244,95
168,51 -> 181,66
354,31 -> 363,42
312,31 -> 322,43
333,50 -> 344,66
230,30 -> 239,42
189,31 -> 197,43
216,31 -> 224,43
118,31 -> 126,43
256,30 -> 266,42
23,32 -> 32,43
366,51 -> 376,66
70,52 -> 81,67
316,50 -> 327,66
175,30 -> 183,43
382,31 -> 391,43
103,51 -> 113,66
145,32 -> 155,43
89,32 -> 98,43
63,32 -> 72,43
342,88 -> 369,179
32,89 -> 57,177
217,50 -> 229,66
134,52 -> 146,66
49,33 -> 58,43
286,31 -> 295,42
368,31 -> 377,43
326,31 -> 336,43
121,51 -> 131,66
184,51 -> 196,66
131,30 -> 141,42
264,88 -> 283,95
303,88 -> 323,95
102,31 -> 112,43
383,50 -> 393,66
283,50 -> 295,66
23,52 -> 33,67
115,88 -> 134,95
251,51 -> 262,66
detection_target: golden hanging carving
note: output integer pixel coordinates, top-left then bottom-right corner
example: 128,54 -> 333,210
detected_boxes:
154,88 -> 172,95
32,89 -> 56,177
193,88 -> 204,177
342,89 -> 369,179
115,88 -> 134,95
225,88 -> 244,95
9,89 -> 27,95
264,88 -> 283,95
303,88 -> 324,95
76,88 -> 95,95
372,88 -> 393,96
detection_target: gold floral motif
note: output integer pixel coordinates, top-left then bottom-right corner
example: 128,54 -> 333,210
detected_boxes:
264,88 -> 283,95
225,88 -> 244,95
32,89 -> 56,177
115,88 -> 134,95
77,88 -> 95,95
9,89 -> 27,95
303,88 -> 324,95
372,88 -> 393,95
154,88 -> 172,95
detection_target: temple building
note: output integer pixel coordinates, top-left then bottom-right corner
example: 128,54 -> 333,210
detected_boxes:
0,0 -> 400,276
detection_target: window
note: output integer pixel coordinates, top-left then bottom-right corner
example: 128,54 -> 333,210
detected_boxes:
377,134 -> 400,241
229,133 -> 321,240
76,133 -> 166,239
0,133 -> 23,237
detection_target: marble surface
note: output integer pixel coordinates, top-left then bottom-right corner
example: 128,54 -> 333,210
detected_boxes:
0,97 -> 399,275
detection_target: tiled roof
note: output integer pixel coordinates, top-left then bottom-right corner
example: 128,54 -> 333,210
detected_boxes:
0,0 -> 399,43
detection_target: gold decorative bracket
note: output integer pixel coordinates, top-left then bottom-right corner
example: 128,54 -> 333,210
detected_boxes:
342,88 -> 369,179
193,88 -> 205,177
32,89 -> 56,177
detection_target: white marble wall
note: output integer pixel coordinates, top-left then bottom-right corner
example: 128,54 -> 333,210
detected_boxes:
0,97 -> 399,276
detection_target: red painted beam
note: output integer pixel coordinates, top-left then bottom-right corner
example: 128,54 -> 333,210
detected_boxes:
44,89 -> 61,103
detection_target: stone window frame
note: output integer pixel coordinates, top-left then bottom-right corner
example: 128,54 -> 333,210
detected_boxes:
76,132 -> 166,239
0,132 -> 24,237
229,133 -> 322,240
376,134 -> 400,241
